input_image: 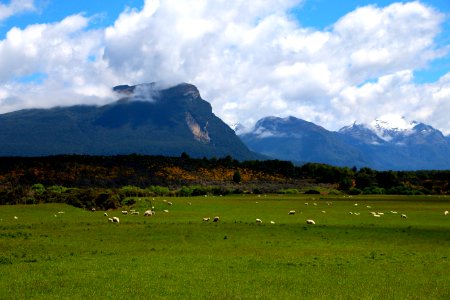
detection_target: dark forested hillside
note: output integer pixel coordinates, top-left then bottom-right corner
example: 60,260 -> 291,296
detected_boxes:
0,83 -> 261,161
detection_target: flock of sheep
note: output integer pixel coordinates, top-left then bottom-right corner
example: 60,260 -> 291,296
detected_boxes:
4,198 -> 449,225
94,197 -> 449,226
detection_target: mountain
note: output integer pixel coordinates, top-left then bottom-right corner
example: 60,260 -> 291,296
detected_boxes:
339,119 -> 450,170
239,116 -> 369,167
239,115 -> 450,170
0,83 -> 260,160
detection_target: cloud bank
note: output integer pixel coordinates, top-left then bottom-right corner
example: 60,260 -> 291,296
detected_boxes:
0,0 -> 450,133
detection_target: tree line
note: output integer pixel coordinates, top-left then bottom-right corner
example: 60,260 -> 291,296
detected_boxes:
1,154 -> 449,208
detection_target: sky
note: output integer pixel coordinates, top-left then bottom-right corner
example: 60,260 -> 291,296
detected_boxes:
1,0 -> 450,133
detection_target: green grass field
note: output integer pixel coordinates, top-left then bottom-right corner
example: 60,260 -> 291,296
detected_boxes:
1,195 -> 449,299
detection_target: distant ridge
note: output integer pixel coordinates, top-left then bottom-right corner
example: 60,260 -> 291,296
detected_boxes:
240,116 -> 450,170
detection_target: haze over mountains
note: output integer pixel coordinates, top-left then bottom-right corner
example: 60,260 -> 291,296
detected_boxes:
0,82 -> 449,170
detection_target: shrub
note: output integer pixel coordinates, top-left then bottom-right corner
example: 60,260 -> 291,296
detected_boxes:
304,189 -> 321,195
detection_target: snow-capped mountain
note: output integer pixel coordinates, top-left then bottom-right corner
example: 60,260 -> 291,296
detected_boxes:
340,115 -> 447,146
369,115 -> 418,142
239,115 -> 450,170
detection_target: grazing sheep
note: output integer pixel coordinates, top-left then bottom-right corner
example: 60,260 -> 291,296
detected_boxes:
91,208 -> 96,212
58,211 -> 65,214
390,211 -> 398,214
354,203 -> 358,206
144,210 -> 154,216
270,221 -> 276,224
167,202 -> 173,205
444,210 -> 449,216
366,206 -> 372,208
112,217 -> 120,223
349,212 -> 353,215
163,209 -> 169,213
306,219 -> 315,225
104,212 -> 108,217
373,214 -> 381,218
256,218 -> 262,223
131,211 -> 140,215
108,218 -> 113,222
401,214 -> 408,219
288,210 -> 296,215
121,210 -> 128,215
13,216 -> 18,220
354,212 -> 360,216
313,203 -> 317,206
321,211 -> 326,213
213,216 -> 220,222
202,217 -> 210,222
304,203 -> 309,205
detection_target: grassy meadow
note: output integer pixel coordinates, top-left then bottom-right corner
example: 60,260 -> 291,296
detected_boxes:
0,194 -> 449,299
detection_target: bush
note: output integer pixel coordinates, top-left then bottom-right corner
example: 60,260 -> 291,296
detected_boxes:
304,189 -> 321,195
348,188 -> 362,195
278,189 -> 299,194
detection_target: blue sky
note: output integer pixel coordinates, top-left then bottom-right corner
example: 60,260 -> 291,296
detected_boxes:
0,0 -> 450,133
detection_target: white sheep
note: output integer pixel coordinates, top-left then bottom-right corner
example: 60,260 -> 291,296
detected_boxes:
270,221 -> 275,224
306,219 -> 315,225
288,210 -> 296,215
144,210 -> 154,216
213,216 -> 220,222
112,217 -> 120,223
108,218 -> 113,222
373,214 -> 381,218
13,216 -> 18,220
167,202 -> 173,205
401,214 -> 407,219
104,212 -> 108,217
202,217 -> 210,222
256,218 -> 262,223
131,211 -> 140,215
163,209 -> 169,213
445,210 -> 449,216
321,211 -> 326,213
121,210 -> 128,215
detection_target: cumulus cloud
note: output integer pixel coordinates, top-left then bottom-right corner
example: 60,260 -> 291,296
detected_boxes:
0,0 -> 450,134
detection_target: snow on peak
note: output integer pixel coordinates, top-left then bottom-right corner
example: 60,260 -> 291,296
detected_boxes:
368,114 -> 418,141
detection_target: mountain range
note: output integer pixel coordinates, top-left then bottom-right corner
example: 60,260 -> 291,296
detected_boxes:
239,115 -> 450,170
0,83 -> 260,161
1,82 -> 450,170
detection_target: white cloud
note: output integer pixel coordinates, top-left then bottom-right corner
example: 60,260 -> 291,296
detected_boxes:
0,0 -> 35,21
0,0 -> 450,135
